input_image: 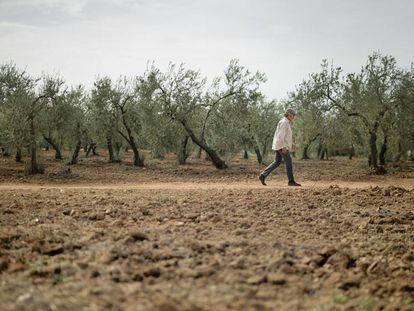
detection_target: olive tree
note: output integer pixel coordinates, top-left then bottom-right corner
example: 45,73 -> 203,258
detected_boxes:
0,64 -> 28,161
110,77 -> 145,167
41,88 -> 74,160
392,68 -> 414,161
298,54 -> 403,172
64,86 -> 89,165
152,60 -> 265,169
89,77 -> 123,163
0,62 -> 64,173
153,63 -> 229,168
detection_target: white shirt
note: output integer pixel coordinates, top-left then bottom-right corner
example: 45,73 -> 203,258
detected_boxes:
271,116 -> 293,151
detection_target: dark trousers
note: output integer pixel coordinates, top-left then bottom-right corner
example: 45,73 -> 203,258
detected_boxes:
261,150 -> 294,182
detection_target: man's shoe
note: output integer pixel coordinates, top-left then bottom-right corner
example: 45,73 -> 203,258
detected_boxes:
259,174 -> 267,186
288,181 -> 301,187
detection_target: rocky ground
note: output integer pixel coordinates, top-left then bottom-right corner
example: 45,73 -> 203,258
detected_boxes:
0,151 -> 413,310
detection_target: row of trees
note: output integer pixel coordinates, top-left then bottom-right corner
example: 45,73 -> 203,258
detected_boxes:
0,53 -> 413,174
0,60 -> 279,173
291,52 -> 414,172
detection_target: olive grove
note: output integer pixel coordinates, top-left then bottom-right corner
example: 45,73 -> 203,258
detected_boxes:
1,53 -> 413,174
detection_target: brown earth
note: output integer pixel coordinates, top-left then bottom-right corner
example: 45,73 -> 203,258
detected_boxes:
0,151 -> 413,310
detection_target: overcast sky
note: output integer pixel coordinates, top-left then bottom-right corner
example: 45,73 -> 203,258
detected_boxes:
1,0 -> 413,99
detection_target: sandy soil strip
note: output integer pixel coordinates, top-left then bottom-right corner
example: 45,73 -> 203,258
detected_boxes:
0,179 -> 413,190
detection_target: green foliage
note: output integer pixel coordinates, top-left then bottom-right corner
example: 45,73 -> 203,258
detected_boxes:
291,52 -> 413,166
1,53 -> 413,172
0,62 -> 34,153
0,62 -> 65,173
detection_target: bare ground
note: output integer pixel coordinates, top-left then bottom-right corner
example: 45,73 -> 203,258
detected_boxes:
0,151 -> 413,310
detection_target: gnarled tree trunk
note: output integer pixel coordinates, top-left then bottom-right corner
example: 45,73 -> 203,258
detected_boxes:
320,147 -> 328,160
15,149 -> 22,162
196,146 -> 202,159
69,123 -> 82,165
178,135 -> 190,165
303,133 -> 321,160
253,146 -> 263,165
368,131 -> 378,168
132,144 -> 143,167
107,136 -> 120,163
349,144 -> 355,160
180,120 -> 227,169
29,118 -> 41,174
117,105 -> 144,167
114,141 -> 122,162
86,142 -> 98,157
43,134 -> 63,160
317,144 -> 322,159
302,145 -> 310,160
262,143 -> 268,160
379,136 -> 388,165
69,141 -> 82,165
86,143 -> 92,157
118,130 -> 143,167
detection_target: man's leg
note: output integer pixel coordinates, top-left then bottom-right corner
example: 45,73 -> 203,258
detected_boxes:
259,151 -> 282,185
282,151 -> 294,182
282,151 -> 301,186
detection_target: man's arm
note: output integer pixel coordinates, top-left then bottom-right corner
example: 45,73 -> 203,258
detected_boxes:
277,121 -> 289,154
276,121 -> 287,142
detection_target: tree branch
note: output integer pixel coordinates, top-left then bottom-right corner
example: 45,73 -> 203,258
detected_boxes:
117,129 -> 130,144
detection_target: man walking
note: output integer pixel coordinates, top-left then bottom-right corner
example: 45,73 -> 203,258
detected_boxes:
259,108 -> 301,186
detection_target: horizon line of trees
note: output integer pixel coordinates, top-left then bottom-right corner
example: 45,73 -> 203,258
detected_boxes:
1,52 -> 413,174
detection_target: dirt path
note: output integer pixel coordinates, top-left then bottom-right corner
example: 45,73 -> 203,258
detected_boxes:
0,179 -> 413,191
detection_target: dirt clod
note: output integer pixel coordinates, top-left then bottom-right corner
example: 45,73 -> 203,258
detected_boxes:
127,231 -> 149,243
267,273 -> 287,285
246,275 -> 267,285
